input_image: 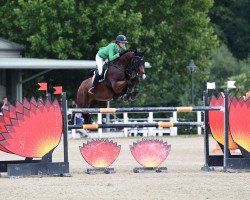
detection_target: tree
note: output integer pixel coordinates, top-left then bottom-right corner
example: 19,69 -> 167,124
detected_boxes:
0,0 -> 217,106
209,0 -> 250,59
126,0 -> 217,106
209,43 -> 250,95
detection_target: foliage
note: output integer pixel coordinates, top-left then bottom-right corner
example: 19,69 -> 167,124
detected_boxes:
112,0 -> 217,107
228,58 -> 250,96
209,0 -> 250,59
0,0 -> 217,105
209,43 -> 250,96
209,43 -> 238,87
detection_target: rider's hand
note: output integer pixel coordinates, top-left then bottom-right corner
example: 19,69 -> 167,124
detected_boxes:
119,50 -> 128,56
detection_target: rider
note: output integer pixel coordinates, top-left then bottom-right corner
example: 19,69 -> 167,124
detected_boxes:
89,34 -> 128,93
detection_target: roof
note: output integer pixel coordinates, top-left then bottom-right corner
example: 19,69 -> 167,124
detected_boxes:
0,58 -> 151,69
0,58 -> 96,69
0,38 -> 24,51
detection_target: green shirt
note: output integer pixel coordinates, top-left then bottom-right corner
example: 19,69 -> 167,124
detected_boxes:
98,42 -> 126,61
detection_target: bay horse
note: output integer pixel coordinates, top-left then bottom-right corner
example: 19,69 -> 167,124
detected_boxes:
77,50 -> 146,123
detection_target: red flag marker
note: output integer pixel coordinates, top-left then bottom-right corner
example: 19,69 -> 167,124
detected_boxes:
53,86 -> 63,95
38,83 -> 48,93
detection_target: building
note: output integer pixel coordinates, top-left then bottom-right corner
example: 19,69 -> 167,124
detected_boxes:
0,38 -> 97,101
0,38 -> 24,100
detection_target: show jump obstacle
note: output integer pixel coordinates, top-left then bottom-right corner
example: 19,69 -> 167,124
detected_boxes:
0,93 -> 70,177
65,89 -> 250,172
0,85 -> 249,177
202,89 -> 250,171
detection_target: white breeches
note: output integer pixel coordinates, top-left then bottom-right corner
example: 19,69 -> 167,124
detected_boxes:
96,53 -> 105,75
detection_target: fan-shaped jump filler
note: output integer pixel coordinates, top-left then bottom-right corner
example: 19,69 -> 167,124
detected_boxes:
130,139 -> 171,173
229,97 -> 250,157
79,139 -> 121,174
0,98 -> 63,158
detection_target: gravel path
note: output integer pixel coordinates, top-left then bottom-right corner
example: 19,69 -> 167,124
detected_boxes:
0,136 -> 250,200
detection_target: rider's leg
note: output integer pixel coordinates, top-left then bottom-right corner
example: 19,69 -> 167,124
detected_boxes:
96,53 -> 104,76
89,54 -> 105,93
96,54 -> 104,76
91,72 -> 100,89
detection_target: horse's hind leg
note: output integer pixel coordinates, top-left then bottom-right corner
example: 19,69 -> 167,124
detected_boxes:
82,101 -> 107,124
97,101 -> 107,108
97,101 -> 108,124
83,114 -> 92,124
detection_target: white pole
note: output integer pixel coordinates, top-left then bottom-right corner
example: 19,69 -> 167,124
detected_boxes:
72,114 -> 76,139
123,112 -> 128,137
197,111 -> 202,135
148,112 -> 154,136
106,101 -> 110,132
98,113 -> 102,138
170,111 -> 178,136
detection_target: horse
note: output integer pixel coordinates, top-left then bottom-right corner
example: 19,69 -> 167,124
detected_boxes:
76,49 -> 146,123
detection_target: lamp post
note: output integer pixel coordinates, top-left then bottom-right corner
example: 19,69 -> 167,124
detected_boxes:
187,60 -> 196,105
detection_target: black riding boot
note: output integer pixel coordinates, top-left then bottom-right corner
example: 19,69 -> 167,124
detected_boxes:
89,74 -> 100,94
92,74 -> 100,88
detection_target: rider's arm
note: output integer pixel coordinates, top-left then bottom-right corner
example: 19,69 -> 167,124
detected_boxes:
108,43 -> 120,61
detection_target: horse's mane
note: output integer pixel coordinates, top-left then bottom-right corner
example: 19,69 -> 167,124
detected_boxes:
120,49 -> 134,57
120,49 -> 145,58
118,49 -> 145,74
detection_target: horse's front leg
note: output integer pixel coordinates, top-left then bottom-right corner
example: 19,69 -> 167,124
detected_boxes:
123,80 -> 135,101
129,78 -> 140,101
111,80 -> 128,94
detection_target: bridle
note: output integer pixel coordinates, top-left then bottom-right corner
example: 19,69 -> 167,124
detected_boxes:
126,54 -> 146,80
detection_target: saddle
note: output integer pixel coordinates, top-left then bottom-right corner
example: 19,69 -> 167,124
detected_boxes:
90,61 -> 123,100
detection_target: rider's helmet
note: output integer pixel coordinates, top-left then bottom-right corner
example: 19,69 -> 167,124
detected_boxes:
116,35 -> 128,43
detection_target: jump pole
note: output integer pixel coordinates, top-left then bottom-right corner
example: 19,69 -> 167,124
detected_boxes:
69,106 -> 222,114
201,90 -> 213,171
62,92 -> 69,164
68,122 -> 204,130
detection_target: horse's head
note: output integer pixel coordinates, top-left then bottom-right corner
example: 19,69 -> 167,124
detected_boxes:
125,50 -> 146,81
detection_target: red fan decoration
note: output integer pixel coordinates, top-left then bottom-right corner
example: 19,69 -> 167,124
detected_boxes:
229,97 -> 250,152
0,145 -> 12,154
130,139 -> 171,167
0,112 -> 13,154
209,95 -> 238,149
0,98 -> 62,158
79,139 -> 121,168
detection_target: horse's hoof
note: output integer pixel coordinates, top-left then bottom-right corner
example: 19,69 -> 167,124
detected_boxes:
130,97 -> 137,101
113,96 -> 119,101
123,96 -> 129,102
130,93 -> 138,101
